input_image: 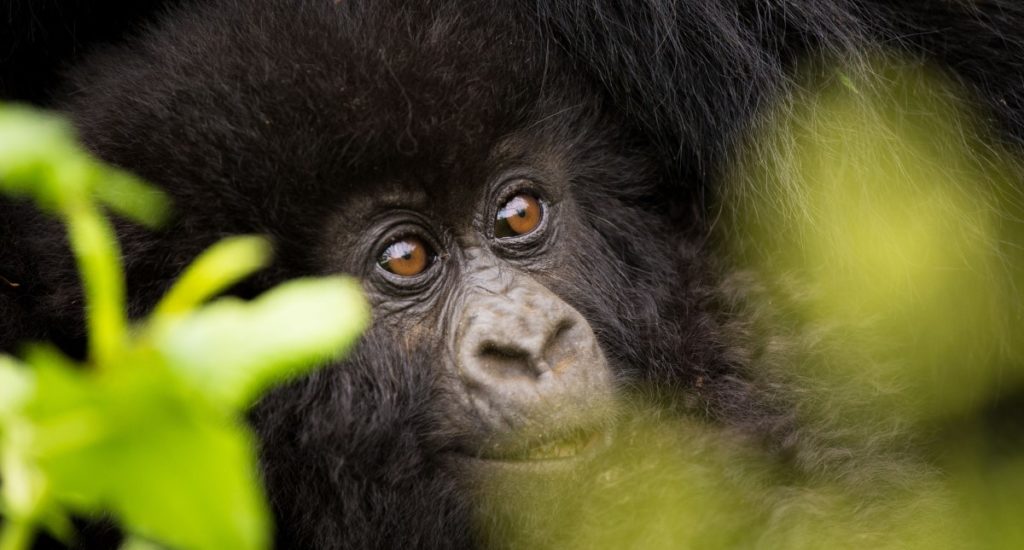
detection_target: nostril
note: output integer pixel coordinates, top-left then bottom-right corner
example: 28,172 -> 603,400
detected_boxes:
474,341 -> 543,380
469,317 -> 580,380
477,341 -> 529,361
543,318 -> 578,364
547,318 -> 574,347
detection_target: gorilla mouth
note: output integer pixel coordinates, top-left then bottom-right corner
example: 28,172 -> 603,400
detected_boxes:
504,430 -> 605,461
474,428 -> 609,463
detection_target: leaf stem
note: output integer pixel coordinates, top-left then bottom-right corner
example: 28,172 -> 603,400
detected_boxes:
64,199 -> 127,366
0,519 -> 35,550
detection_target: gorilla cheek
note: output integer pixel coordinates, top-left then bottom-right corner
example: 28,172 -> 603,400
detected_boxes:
443,267 -> 618,469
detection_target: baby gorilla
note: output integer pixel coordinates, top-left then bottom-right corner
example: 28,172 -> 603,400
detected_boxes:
6,0 -> 1024,547
31,0 -> 732,547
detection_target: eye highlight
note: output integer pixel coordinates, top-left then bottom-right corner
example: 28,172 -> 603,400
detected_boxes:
495,194 -> 543,238
379,237 -> 433,277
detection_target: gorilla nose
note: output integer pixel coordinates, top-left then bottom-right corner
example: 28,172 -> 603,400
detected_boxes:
454,280 -> 608,397
450,276 -> 615,446
472,316 -> 577,380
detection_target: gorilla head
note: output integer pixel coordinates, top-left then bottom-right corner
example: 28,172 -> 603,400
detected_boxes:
9,0 -> 1022,547
49,0 -> 736,546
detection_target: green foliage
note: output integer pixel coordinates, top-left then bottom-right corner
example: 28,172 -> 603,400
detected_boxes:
722,60 -> 1024,425
0,104 -> 369,550
479,59 -> 1024,550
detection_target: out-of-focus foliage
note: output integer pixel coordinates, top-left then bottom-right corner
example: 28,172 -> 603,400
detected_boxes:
721,59 -> 1024,426
478,58 -> 1024,549
0,104 -> 370,550
478,406 -> 958,550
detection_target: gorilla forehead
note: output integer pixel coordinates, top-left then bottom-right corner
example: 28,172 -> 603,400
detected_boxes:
66,0 -> 569,216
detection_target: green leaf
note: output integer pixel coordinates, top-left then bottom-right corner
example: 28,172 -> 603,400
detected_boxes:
64,201 -> 128,366
25,363 -> 270,550
0,103 -> 169,227
0,356 -> 33,419
0,103 -> 173,366
0,105 -> 87,210
151,236 -> 272,322
0,519 -> 37,550
47,411 -> 269,550
120,536 -> 167,550
91,168 -> 170,229
113,419 -> 268,550
0,103 -> 369,550
154,277 -> 369,410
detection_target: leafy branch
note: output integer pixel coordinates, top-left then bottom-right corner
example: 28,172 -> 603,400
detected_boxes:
0,104 -> 369,550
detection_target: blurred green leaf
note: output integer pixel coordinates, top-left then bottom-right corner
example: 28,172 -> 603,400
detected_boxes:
1,103 -> 369,550
722,60 -> 1024,426
154,277 -> 370,410
151,236 -> 272,322
90,168 -> 170,229
0,103 -> 171,366
0,105 -> 87,210
0,357 -> 33,419
0,104 -> 168,226
18,362 -> 268,550
65,201 -> 128,366
120,536 -> 166,550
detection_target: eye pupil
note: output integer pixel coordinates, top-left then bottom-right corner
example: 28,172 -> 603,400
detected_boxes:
496,194 -> 542,238
379,237 -> 432,277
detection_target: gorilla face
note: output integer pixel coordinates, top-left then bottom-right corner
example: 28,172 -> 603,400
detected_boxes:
259,111 -> 690,546
321,130 -> 623,471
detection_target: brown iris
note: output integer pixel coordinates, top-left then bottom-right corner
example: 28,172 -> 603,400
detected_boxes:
495,194 -> 542,238
379,237 -> 431,276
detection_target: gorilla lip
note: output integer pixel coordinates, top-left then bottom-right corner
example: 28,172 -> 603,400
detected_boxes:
512,429 -> 603,461
470,427 -> 609,463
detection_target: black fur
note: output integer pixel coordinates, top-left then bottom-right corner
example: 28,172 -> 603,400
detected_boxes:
2,0 -> 1023,548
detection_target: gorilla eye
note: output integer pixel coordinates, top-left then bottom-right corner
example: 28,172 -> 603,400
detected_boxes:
378,237 -> 434,277
495,194 -> 543,238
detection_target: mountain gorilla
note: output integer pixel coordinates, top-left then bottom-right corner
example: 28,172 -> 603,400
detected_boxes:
2,0 -> 1023,548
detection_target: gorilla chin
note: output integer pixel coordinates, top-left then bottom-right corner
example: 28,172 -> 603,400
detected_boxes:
452,428 -> 615,475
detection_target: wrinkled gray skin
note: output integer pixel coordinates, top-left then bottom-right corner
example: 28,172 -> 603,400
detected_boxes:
449,268 -> 614,455
320,136 -> 621,465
